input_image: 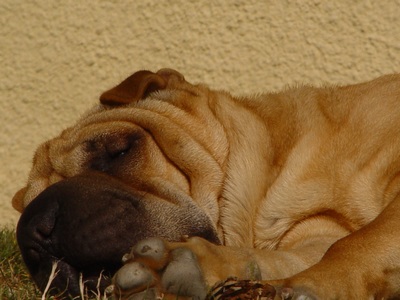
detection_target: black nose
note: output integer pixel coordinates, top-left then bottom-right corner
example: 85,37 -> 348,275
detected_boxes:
16,173 -> 150,297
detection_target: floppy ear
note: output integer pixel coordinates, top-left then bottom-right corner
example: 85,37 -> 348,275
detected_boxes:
100,70 -> 167,106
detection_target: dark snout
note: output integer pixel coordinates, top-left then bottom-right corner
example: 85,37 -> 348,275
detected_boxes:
17,172 -> 220,298
17,173 -> 150,296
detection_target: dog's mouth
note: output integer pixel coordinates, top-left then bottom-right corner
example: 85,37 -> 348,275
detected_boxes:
16,172 -> 220,298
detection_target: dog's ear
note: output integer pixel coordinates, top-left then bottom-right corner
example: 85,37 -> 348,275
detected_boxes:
100,70 -> 167,106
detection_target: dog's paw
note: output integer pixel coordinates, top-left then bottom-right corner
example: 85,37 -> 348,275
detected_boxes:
110,238 -> 314,300
111,237 -> 208,300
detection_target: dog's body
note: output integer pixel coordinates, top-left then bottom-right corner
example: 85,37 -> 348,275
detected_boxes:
13,69 -> 400,299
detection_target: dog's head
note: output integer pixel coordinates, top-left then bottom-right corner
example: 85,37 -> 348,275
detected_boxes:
12,69 -> 228,297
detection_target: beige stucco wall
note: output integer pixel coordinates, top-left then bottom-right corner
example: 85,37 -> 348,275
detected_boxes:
1,1 -> 400,227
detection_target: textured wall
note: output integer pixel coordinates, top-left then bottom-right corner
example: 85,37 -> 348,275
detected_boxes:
1,1 -> 400,226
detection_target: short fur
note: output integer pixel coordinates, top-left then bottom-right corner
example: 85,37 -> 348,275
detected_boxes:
13,69 -> 400,299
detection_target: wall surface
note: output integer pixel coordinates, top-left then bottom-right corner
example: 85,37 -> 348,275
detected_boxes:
1,0 -> 400,226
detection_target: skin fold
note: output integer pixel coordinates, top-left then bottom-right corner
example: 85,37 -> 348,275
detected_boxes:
13,69 -> 400,299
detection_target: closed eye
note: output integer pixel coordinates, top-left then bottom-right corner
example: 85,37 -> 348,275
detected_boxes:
106,143 -> 131,159
105,132 -> 143,159
84,131 -> 144,171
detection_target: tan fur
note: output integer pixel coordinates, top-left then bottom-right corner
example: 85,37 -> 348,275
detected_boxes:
13,71 -> 400,298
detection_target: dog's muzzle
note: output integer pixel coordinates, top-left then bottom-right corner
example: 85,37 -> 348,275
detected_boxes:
16,172 -> 220,298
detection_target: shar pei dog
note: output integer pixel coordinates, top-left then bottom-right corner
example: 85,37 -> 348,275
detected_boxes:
13,69 -> 400,299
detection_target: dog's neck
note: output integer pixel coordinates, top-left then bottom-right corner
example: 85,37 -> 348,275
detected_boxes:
208,92 -> 288,246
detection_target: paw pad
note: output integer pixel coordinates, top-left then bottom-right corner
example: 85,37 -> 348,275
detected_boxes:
113,261 -> 156,292
112,237 -> 208,299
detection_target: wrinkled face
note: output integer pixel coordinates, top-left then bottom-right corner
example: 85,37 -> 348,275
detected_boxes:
13,70 -> 227,297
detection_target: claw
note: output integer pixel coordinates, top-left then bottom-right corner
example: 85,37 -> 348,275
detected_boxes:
181,234 -> 190,241
122,252 -> 133,263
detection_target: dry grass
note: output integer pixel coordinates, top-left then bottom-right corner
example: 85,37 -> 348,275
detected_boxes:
0,227 -> 43,299
0,228 -> 111,300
